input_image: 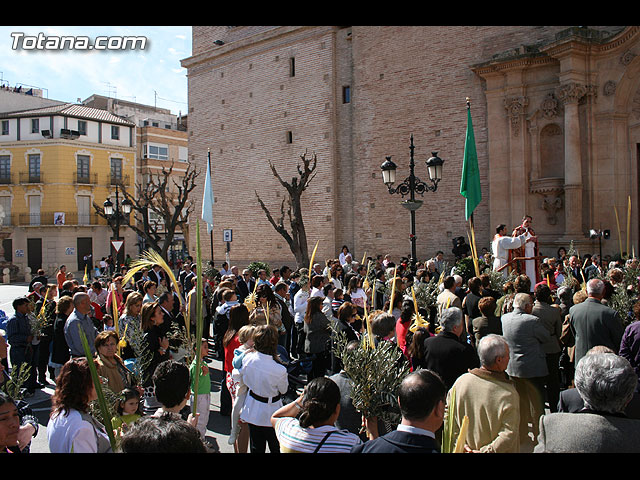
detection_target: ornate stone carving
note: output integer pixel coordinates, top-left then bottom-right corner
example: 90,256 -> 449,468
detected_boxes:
504,96 -> 529,135
541,93 -> 559,118
541,194 -> 563,225
603,80 -> 617,96
540,123 -> 562,136
621,50 -> 636,66
555,82 -> 588,105
530,177 -> 564,225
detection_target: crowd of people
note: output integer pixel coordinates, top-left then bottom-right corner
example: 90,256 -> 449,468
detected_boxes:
1,224 -> 640,454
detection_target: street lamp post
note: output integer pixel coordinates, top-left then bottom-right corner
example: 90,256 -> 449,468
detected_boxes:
381,135 -> 444,272
104,183 -> 132,264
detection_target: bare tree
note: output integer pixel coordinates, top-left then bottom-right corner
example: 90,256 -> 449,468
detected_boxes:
94,162 -> 199,259
255,150 -> 317,269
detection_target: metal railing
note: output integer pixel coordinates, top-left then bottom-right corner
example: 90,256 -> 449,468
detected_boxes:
0,174 -> 13,185
17,212 -> 100,226
110,174 -> 130,187
73,172 -> 98,185
19,172 -> 42,184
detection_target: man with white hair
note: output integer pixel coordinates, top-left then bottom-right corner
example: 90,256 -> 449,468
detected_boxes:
445,334 -> 520,453
501,292 -> 550,448
416,307 -> 479,390
63,292 -> 98,358
569,278 -> 625,365
535,352 -> 640,453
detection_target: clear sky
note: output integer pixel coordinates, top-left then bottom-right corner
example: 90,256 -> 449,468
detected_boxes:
0,26 -> 191,115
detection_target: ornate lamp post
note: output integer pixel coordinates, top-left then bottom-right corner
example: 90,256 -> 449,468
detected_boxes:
104,183 -> 132,263
381,135 -> 444,271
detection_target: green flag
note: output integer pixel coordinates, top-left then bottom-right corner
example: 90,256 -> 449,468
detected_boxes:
460,106 -> 481,220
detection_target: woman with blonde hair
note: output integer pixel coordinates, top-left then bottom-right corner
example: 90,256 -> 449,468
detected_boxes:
119,291 -> 143,360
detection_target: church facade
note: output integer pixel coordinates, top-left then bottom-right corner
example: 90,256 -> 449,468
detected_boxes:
181,26 -> 638,268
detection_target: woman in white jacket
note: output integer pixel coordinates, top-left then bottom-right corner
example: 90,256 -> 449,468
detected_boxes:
238,324 -> 288,453
47,358 -> 112,453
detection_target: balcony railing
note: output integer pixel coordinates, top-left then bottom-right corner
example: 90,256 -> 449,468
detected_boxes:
0,174 -> 14,185
73,172 -> 98,185
17,212 -> 100,226
19,172 -> 42,184
110,174 -> 130,187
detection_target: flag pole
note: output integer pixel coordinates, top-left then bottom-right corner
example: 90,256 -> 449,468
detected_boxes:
208,149 -> 214,264
464,97 -> 480,277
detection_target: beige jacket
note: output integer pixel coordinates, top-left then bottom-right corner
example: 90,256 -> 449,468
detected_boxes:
445,368 -> 520,453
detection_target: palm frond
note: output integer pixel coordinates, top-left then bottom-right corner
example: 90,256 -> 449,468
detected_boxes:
123,250 -> 184,307
308,240 -> 319,277
78,326 -> 117,452
387,266 -> 398,315
192,220 -> 205,415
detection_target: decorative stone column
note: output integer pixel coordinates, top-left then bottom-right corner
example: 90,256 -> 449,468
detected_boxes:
556,82 -> 587,236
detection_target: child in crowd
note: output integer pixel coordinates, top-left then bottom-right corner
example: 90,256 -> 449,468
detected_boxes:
332,289 -> 345,316
190,338 -> 212,446
228,325 -> 256,445
112,387 -> 142,433
103,314 -> 114,331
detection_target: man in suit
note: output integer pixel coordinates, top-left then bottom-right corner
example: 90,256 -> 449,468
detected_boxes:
501,292 -> 550,448
535,352 -> 640,453
149,264 -> 165,288
569,278 -> 625,365
351,369 -> 446,453
274,282 -> 293,353
157,291 -> 183,345
584,255 -> 603,281
531,283 -> 563,413
417,307 -> 479,391
567,254 -> 584,284
236,269 -> 255,303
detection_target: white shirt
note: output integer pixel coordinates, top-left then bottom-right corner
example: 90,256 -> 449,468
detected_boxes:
239,351 -> 288,427
47,409 -> 109,453
294,289 -> 309,324
492,233 -> 526,273
310,287 -> 324,298
396,424 -> 436,439
349,288 -> 367,309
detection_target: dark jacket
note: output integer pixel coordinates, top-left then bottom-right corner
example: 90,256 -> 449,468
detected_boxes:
471,314 -> 502,345
569,297 -> 625,364
619,321 -> 640,380
415,331 -> 479,390
236,278 -> 255,302
351,429 -> 440,453
304,311 -> 331,354
50,313 -> 71,365
276,296 -> 293,332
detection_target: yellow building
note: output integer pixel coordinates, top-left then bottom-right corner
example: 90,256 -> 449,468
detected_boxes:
82,94 -> 190,264
0,103 -> 136,280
